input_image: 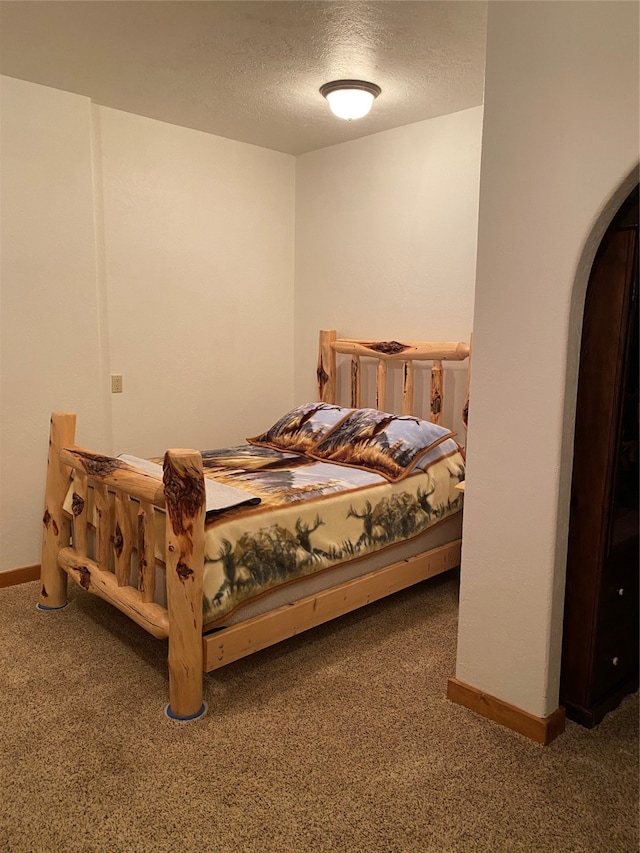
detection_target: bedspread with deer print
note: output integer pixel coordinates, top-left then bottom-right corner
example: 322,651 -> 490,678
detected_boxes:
199,441 -> 465,627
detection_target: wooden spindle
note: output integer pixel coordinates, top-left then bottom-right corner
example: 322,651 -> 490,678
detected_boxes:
401,360 -> 415,415
163,449 -> 206,720
137,501 -> 156,603
94,483 -> 111,572
71,471 -> 88,558
376,359 -> 387,411
430,360 -> 443,424
114,491 -> 133,587
40,412 -> 76,609
318,329 -> 337,403
351,356 -> 361,408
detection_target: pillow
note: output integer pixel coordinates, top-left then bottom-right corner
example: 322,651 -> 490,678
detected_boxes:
413,436 -> 464,473
248,403 -> 353,455
309,408 -> 456,482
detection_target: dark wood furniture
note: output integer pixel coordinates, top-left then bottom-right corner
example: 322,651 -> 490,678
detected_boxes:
561,185 -> 639,727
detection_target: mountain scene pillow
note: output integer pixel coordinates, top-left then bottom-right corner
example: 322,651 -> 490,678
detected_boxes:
248,402 -> 353,455
309,408 -> 455,482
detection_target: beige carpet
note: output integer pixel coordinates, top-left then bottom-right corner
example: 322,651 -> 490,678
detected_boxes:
0,574 -> 637,853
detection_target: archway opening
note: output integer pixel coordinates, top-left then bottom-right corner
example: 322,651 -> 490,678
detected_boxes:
561,184 -> 639,728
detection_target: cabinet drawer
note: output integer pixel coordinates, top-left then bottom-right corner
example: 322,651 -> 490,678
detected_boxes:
591,615 -> 639,704
598,573 -> 638,625
599,535 -> 638,616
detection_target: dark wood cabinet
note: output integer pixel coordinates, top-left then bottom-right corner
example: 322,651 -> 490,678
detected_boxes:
560,185 -> 639,728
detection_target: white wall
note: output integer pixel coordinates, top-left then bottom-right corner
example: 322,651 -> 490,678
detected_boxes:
0,77 -> 110,570
1,81 -> 480,573
98,107 -> 295,456
0,77 -> 296,571
457,0 -> 639,718
294,107 -> 483,433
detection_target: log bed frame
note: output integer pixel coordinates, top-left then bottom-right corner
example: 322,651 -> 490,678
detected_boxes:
39,330 -> 470,720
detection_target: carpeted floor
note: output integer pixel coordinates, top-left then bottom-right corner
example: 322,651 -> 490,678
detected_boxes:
0,574 -> 637,853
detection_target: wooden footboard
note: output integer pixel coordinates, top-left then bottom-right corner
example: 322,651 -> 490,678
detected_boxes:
40,413 -> 207,720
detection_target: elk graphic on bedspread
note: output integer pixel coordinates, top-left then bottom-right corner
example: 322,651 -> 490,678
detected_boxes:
200,443 -> 465,626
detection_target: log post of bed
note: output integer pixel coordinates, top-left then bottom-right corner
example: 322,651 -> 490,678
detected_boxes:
318,329 -> 337,403
39,412 -> 77,610
162,449 -> 207,721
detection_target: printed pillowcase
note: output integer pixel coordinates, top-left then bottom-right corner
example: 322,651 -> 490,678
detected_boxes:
309,408 -> 456,482
413,436 -> 464,474
248,403 -> 353,455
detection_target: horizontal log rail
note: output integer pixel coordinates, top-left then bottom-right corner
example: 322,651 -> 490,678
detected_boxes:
333,339 -> 470,361
60,446 -> 166,507
57,547 -> 169,638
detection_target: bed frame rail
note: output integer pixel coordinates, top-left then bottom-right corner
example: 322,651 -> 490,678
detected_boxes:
318,329 -> 470,422
40,413 -> 207,720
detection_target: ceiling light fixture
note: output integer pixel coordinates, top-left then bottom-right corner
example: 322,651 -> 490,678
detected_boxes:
320,79 -> 381,121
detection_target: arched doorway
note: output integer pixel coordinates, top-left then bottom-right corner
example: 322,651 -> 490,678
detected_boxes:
561,185 -> 639,727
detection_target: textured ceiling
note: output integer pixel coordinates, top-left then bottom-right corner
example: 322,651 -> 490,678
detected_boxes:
0,1 -> 487,155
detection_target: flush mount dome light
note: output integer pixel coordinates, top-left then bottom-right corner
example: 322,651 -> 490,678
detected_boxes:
320,79 -> 381,120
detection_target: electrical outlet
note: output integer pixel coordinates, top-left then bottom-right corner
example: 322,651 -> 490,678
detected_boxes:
111,374 -> 123,394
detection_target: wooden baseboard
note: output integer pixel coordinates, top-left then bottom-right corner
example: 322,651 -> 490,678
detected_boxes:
447,676 -> 566,745
0,564 -> 41,588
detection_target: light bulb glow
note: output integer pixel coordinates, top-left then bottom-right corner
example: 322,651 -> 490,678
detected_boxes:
326,88 -> 375,120
320,80 -> 381,121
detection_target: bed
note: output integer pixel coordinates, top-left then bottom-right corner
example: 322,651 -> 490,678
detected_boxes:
39,330 -> 470,720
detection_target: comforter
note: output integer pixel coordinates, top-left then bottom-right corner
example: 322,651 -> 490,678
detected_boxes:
197,441 -> 464,626
64,439 -> 465,627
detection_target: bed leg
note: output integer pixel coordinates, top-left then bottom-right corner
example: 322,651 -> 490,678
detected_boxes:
163,449 -> 207,721
38,412 -> 76,611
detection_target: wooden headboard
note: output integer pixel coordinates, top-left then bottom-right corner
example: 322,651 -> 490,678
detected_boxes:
317,329 -> 470,427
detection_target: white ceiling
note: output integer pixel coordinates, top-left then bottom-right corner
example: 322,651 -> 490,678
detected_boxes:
0,1 -> 487,156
